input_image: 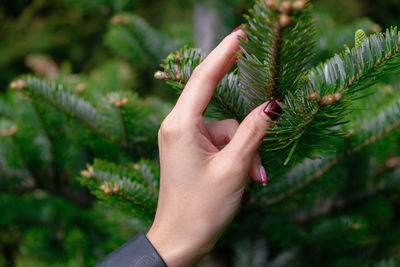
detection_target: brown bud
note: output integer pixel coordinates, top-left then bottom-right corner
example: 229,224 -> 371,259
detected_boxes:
111,15 -> 128,24
109,98 -> 128,107
265,0 -> 277,10
344,129 -> 354,138
10,80 -> 26,90
133,163 -> 140,170
99,184 -> 106,191
334,92 -> 342,101
81,166 -> 94,177
113,186 -> 120,192
1,125 -> 18,137
75,83 -> 87,93
386,157 -> 400,169
81,170 -> 90,177
176,72 -> 182,80
293,0 -> 307,11
309,92 -> 321,102
121,97 -> 129,105
321,94 -> 336,106
121,17 -> 129,24
104,187 -> 112,194
280,1 -> 293,14
154,71 -> 168,80
279,14 -> 291,28
111,15 -> 122,24
370,24 -> 382,33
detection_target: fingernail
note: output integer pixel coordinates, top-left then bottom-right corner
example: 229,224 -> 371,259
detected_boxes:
262,97 -> 283,120
232,26 -> 241,33
260,166 -> 267,186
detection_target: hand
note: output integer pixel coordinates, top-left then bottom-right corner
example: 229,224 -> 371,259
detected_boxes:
146,29 -> 282,266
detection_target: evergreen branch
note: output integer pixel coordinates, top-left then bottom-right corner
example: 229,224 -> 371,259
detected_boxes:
263,154 -> 340,206
269,24 -> 284,97
79,159 -> 159,214
289,167 -> 400,223
104,91 -> 154,150
238,1 -> 316,108
308,28 -> 400,96
206,73 -> 247,121
11,76 -> 124,146
135,159 -> 160,193
305,216 -> 369,246
263,28 -> 400,164
105,13 -> 182,64
260,95 -> 400,206
95,174 -> 157,212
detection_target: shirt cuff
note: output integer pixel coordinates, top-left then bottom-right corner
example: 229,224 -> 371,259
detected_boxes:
95,232 -> 167,267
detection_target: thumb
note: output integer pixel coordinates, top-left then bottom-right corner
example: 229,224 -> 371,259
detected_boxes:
221,98 -> 283,165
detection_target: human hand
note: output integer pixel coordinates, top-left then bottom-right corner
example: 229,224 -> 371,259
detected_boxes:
146,28 -> 282,266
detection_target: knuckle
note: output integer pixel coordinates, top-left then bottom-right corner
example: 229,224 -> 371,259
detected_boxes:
159,118 -> 182,139
158,116 -> 193,142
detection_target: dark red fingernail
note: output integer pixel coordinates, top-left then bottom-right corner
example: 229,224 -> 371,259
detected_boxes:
232,26 -> 241,33
263,97 -> 283,120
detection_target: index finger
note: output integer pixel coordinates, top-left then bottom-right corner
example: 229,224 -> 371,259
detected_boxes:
174,29 -> 247,117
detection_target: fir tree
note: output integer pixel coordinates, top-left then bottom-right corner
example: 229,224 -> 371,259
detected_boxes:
2,0 -> 400,266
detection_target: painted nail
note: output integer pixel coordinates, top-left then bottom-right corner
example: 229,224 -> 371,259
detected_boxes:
260,166 -> 267,186
232,26 -> 241,33
262,97 -> 283,120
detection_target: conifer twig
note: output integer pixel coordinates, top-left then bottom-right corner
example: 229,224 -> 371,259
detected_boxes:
12,76 -> 128,148
268,24 -> 284,97
264,115 -> 400,206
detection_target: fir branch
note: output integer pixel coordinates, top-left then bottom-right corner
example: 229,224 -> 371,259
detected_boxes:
238,1 -> 316,107
305,216 -> 369,246
105,91 -> 154,150
11,76 -> 125,146
289,167 -> 400,223
259,95 -> 400,206
308,28 -> 400,97
206,73 -> 247,121
263,154 -> 340,206
79,159 -> 159,214
263,27 -> 400,164
268,23 -> 284,97
105,13 -> 182,64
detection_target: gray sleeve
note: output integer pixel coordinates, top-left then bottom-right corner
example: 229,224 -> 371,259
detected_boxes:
95,232 -> 167,267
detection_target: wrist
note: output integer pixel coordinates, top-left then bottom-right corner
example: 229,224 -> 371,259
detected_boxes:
146,224 -> 210,267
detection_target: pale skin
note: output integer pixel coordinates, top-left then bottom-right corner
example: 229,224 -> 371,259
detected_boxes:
146,29 -> 276,266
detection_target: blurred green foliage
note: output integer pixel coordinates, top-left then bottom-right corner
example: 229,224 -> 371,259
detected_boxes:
1,0 -> 400,266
